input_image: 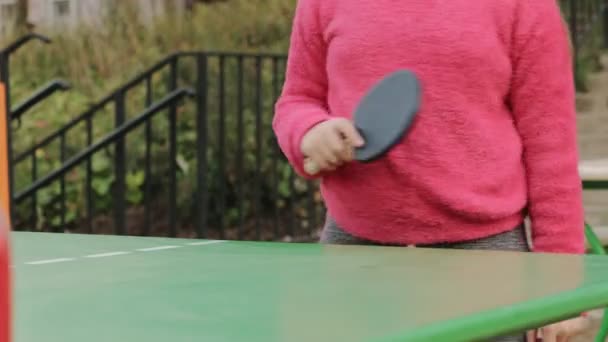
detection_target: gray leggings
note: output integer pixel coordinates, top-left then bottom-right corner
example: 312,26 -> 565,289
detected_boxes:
320,216 -> 529,342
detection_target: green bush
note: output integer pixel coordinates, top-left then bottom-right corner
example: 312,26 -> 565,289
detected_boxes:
574,17 -> 606,92
4,0 -> 326,240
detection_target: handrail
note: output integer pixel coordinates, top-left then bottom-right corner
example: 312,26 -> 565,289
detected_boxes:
0,33 -> 50,57
14,87 -> 194,202
11,51 -> 288,164
10,50 -> 290,237
179,50 -> 286,59
12,52 -> 181,163
11,79 -> 71,122
1,32 -> 52,224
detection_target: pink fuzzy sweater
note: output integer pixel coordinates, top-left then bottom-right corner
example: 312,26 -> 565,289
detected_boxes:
272,0 -> 585,254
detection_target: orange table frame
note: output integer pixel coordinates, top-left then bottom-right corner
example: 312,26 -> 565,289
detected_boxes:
1,81 -> 11,342
0,82 -> 9,216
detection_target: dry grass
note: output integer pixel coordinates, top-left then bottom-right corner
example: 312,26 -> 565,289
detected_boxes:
2,0 -> 295,130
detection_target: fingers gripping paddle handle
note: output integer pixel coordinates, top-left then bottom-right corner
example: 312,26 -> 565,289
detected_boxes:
303,139 -> 358,175
304,157 -> 321,175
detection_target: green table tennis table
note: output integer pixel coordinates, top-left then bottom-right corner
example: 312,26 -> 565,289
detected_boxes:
9,231 -> 608,342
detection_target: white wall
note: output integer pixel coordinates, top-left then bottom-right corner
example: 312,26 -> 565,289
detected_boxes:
0,0 -> 17,36
28,0 -> 85,30
75,0 -> 105,27
26,0 -> 185,32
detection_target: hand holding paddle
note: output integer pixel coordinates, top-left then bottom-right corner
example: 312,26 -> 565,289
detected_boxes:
301,118 -> 365,174
302,70 -> 421,175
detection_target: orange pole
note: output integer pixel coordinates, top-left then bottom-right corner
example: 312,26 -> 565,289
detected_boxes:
0,83 -> 8,219
0,81 -> 10,342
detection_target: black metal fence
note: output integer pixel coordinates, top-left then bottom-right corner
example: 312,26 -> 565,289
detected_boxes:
7,51 -> 324,242
0,33 -> 70,225
2,1 -> 607,241
561,0 -> 607,48
560,0 -> 608,77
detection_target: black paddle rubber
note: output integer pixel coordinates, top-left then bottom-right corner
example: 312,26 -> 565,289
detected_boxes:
304,70 -> 421,175
353,70 -> 421,161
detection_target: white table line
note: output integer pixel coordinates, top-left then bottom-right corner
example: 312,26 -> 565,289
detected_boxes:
25,258 -> 75,265
136,245 -> 181,252
19,240 -> 225,267
84,251 -> 131,258
187,240 -> 224,246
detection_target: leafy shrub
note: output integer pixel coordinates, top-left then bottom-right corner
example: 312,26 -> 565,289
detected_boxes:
4,0 -> 325,240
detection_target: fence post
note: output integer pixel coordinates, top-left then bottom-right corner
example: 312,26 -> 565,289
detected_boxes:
570,0 -> 579,76
0,33 -> 51,228
167,58 -> 178,237
0,61 -> 13,342
0,48 -> 12,223
195,54 -> 208,239
604,1 -> 608,48
0,81 -> 9,220
114,92 -> 126,235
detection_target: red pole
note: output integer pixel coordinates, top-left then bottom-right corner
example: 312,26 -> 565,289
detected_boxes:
0,211 -> 10,342
0,81 -> 11,342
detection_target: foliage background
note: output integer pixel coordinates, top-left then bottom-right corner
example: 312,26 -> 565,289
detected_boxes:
4,0 -> 315,240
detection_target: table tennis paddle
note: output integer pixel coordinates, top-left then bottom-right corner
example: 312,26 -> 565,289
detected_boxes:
304,70 -> 421,175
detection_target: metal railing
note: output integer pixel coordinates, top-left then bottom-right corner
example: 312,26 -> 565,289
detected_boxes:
0,33 -> 63,224
559,0 -> 608,75
9,51 -> 324,242
11,52 -> 185,235
11,80 -> 71,125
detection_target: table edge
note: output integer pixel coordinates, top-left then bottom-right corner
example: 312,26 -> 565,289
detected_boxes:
372,282 -> 608,342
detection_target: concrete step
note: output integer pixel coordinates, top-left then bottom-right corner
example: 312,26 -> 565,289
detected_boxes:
580,150 -> 608,160
585,215 -> 608,228
578,143 -> 608,158
580,159 -> 608,229
580,159 -> 608,177
585,205 -> 608,212
578,142 -> 608,155
587,226 -> 608,246
577,125 -> 608,137
575,52 -> 608,166
583,194 -> 608,204
584,206 -> 608,218
577,132 -> 608,141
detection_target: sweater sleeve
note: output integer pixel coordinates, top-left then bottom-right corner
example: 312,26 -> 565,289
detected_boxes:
272,0 -> 331,178
510,0 -> 585,254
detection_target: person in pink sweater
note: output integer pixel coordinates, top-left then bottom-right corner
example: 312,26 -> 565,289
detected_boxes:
273,0 -> 588,340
